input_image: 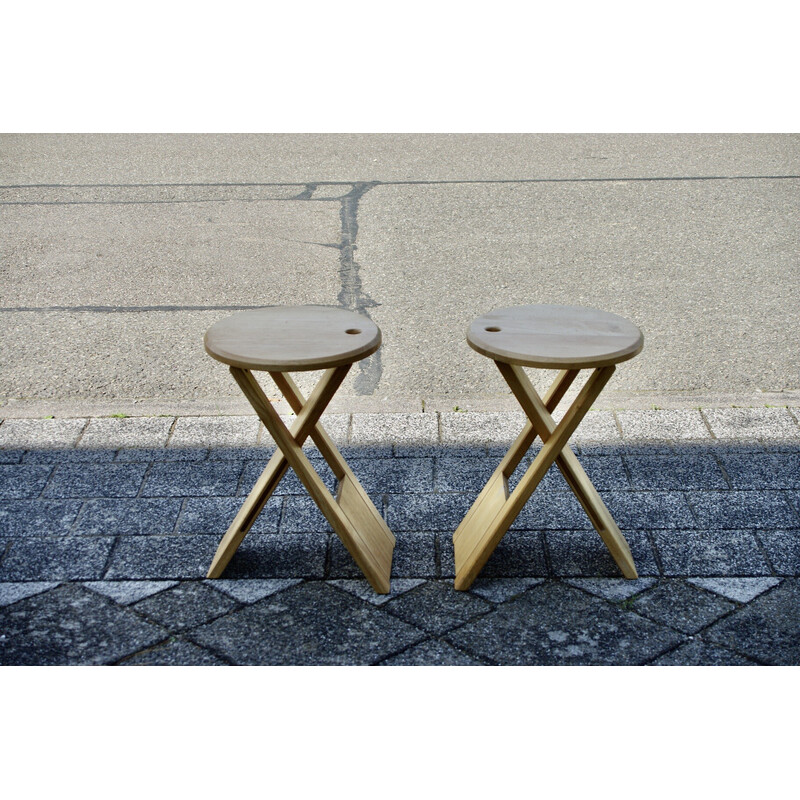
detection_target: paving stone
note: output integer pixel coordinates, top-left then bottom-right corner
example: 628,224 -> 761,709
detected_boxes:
0,500 -> 83,536
78,416 -> 174,450
104,535 -> 220,580
206,578 -> 303,603
546,530 -> 659,577
603,491 -> 697,529
0,583 -> 165,665
0,536 -> 115,581
0,464 -> 53,499
468,578 -> 545,604
688,491 -> 798,529
629,579 -> 736,634
385,493 -> 472,532
220,533 -> 328,579
617,410 -> 710,442
564,577 -> 658,602
716,452 -> 800,490
178,496 -> 281,534
168,416 -> 260,449
514,490 -> 593,530
446,581 -> 683,665
437,534 -> 456,577
474,531 -> 550,578
131,581 -> 240,632
650,639 -> 758,665
350,413 -> 439,454
120,637 -> 228,666
383,580 -> 493,635
686,577 -> 782,603
329,578 -> 426,606
435,457 -> 497,493
329,531 -> 437,579
349,457 -> 434,495
704,579 -> 800,665
703,408 -> 800,441
141,461 -> 244,497
22,448 -> 117,463
42,463 -> 148,498
569,410 -> 622,443
280,495 -> 333,533
208,444 -> 277,461
73,498 -> 183,535
755,531 -> 800,576
440,412 -> 525,448
0,418 -> 87,450
0,581 -> 60,607
378,639 -> 486,666
0,449 -> 24,464
115,447 -> 209,462
239,458 -> 337,496
624,453 -> 728,491
189,581 -> 426,665
81,580 -> 179,605
652,530 -> 772,576
574,455 -> 630,490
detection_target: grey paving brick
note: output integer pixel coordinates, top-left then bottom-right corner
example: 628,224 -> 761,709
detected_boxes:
349,457 -> 434,495
652,530 -> 773,576
239,458 -> 337,496
629,579 -> 736,634
0,449 -> 24,464
704,579 -> 800,665
715,452 -> 800,490
603,491 -> 697,529
377,639 -> 486,665
0,464 -> 53,499
78,416 -> 174,450
445,581 -> 683,665
546,530 -> 659,577
574,455 -> 630,490
569,410 -> 622,444
0,581 -> 60,607
329,578 -> 426,606
131,581 -> 240,631
514,490 -> 593,530
104,535 -> 220,580
0,500 -> 83,536
120,637 -> 228,666
0,583 -> 166,666
435,457 -> 497,493
189,581 -> 426,665
564,577 -> 658,602
74,498 -> 183,535
624,453 -> 727,491
650,639 -> 758,665
220,533 -> 328,579
686,577 -> 782,603
617,410 -> 710,442
115,447 -> 208,462
208,444 -> 277,461
437,533 -> 456,577
141,461 -> 244,497
386,493 -> 472,532
178,496 -> 281,535
42,463 -> 148,498
0,536 -> 115,581
467,530 -> 550,578
440,412 -> 525,448
688,491 -> 799,529
383,580 -> 493,635
206,578 -> 303,603
468,577 -> 544,604
280,495 -> 333,533
22,447 -> 116,463
703,408 -> 800,441
350,413 -> 439,453
754,530 -> 800,576
329,532 -> 437,579
0,418 -> 87,450
82,580 -> 179,604
168,415 -> 260,449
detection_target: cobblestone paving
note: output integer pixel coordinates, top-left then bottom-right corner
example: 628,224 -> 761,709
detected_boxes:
1,409 -> 798,665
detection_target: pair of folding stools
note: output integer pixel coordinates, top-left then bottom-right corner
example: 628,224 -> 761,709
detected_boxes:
203,304 -> 643,593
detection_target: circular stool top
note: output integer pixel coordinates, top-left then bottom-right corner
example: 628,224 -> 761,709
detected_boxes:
467,304 -> 643,368
204,305 -> 381,371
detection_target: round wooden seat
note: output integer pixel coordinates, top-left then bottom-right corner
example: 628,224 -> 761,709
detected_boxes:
467,304 -> 643,369
204,305 -> 381,371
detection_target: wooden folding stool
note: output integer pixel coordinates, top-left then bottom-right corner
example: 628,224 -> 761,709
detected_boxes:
453,304 -> 644,590
203,305 -> 395,593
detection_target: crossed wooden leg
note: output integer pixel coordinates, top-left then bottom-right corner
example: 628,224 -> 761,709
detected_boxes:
453,364 -> 638,590
206,365 -> 395,593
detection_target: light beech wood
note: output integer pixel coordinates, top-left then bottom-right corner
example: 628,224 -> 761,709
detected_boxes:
204,307 -> 393,593
454,305 -> 641,590
467,304 -> 643,369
